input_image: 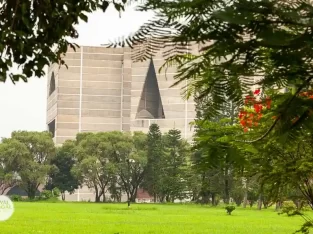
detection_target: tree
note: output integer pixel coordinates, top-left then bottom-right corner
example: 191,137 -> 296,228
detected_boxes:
73,132 -> 116,202
48,140 -> 80,201
110,0 -> 313,140
110,131 -> 148,203
0,0 -> 128,83
252,132 -> 313,210
0,131 -> 55,199
160,129 -> 190,202
143,123 -> 164,202
185,165 -> 202,202
193,118 -> 248,204
0,159 -> 19,195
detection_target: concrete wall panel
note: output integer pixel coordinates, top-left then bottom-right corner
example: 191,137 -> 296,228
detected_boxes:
47,45 -> 198,145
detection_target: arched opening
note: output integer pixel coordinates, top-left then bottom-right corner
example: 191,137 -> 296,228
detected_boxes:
49,72 -> 56,96
136,59 -> 165,119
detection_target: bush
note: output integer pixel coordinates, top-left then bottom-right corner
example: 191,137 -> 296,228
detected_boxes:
39,188 -> 61,201
225,205 -> 236,215
10,195 -> 22,202
278,201 -> 303,216
39,190 -> 53,200
52,187 -> 61,197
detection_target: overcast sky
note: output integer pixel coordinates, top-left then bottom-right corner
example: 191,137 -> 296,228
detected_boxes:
0,5 -> 153,139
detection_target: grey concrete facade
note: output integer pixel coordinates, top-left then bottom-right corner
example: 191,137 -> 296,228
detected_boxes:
46,45 -> 198,146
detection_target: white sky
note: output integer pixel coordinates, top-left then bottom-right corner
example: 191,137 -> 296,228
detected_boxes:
0,5 -> 153,139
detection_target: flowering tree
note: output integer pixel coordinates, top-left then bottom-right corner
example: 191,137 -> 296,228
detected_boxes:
239,89 -> 313,133
238,89 -> 272,132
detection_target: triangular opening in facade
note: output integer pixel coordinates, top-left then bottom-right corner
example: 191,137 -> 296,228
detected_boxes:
136,59 -> 165,119
49,72 -> 56,96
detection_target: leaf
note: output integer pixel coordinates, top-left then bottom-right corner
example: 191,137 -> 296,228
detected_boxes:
80,13 -> 88,23
101,1 -> 109,13
114,3 -> 121,11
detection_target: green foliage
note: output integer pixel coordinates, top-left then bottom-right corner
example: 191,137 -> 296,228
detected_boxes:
40,190 -> 54,200
0,131 -> 55,199
143,125 -> 191,202
251,131 -> 313,209
192,115 -> 247,204
159,129 -> 190,202
294,221 -> 313,234
143,124 -> 163,202
39,188 -> 60,201
48,140 -> 80,200
10,195 -> 22,202
0,0 -> 128,83
73,131 -> 148,203
73,132 -> 119,202
110,0 -> 313,140
109,131 -> 148,202
278,201 -> 303,217
225,205 -> 236,215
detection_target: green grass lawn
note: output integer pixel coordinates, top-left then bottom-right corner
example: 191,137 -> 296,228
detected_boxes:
0,202 -> 309,234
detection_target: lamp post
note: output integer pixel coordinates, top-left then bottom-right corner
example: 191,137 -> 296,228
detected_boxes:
126,158 -> 135,208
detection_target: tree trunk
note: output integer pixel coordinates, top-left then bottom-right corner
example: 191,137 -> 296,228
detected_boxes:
211,193 -> 216,206
26,182 -> 38,200
130,188 -> 137,203
243,192 -> 248,208
275,201 -> 282,211
61,192 -> 65,201
224,177 -> 230,204
153,193 -> 157,203
125,191 -> 130,207
257,194 -> 262,210
94,186 -> 101,203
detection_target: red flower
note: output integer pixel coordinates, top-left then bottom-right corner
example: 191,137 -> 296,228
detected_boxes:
254,104 -> 262,113
238,111 -> 245,119
254,89 -> 260,95
245,96 -> 251,104
266,98 -> 272,109
247,119 -> 253,127
244,128 -> 248,132
240,119 -> 246,126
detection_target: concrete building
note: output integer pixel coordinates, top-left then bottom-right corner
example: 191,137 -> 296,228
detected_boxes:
46,44 -> 200,201
46,45 -> 199,146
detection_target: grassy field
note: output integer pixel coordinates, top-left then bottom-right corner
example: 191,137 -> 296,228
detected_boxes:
0,202 -> 308,234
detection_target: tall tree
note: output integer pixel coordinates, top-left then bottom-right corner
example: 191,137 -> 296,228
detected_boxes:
252,132 -> 313,210
73,132 -> 116,202
193,118 -> 247,204
110,131 -> 147,203
160,129 -> 190,202
48,140 -> 80,201
0,131 -> 55,199
0,146 -> 20,195
144,123 -> 164,202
